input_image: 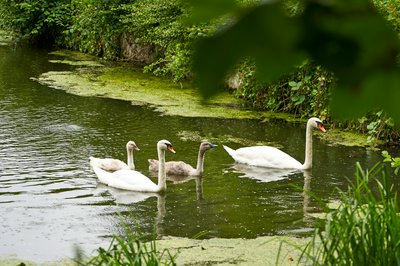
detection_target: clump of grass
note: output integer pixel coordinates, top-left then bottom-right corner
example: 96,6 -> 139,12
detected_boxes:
78,219 -> 176,266
302,162 -> 400,265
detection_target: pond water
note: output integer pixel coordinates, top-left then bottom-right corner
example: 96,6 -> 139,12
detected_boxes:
0,45 -> 392,263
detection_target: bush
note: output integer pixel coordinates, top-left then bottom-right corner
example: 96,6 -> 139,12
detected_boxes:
61,0 -> 130,59
0,0 -> 71,44
233,59 -> 334,121
120,0 -> 211,81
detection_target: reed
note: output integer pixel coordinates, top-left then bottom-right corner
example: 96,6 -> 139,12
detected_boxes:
77,219 -> 176,266
301,162 -> 400,265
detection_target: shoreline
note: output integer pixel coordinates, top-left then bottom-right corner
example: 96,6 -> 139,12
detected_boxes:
0,235 -> 310,266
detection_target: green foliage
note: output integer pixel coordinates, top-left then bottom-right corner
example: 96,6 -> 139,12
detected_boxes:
0,0 -> 71,43
120,0 -> 211,81
233,60 -> 332,120
59,0 -> 209,80
358,111 -> 398,144
190,0 -> 400,125
80,237 -> 175,265
302,162 -> 400,265
61,0 -> 130,59
382,150 -> 400,175
373,0 -> 400,35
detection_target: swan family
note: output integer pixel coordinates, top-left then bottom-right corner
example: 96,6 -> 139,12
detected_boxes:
89,117 -> 326,192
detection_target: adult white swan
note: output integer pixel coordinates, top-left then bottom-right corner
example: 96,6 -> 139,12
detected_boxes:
90,140 -> 176,192
223,117 -> 326,169
89,140 -> 140,171
148,141 -> 217,176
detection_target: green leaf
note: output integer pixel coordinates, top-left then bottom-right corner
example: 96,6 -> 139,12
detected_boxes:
191,0 -> 400,124
186,0 -> 240,23
193,2 -> 305,98
291,95 -> 305,105
331,70 -> 400,123
289,81 -> 302,90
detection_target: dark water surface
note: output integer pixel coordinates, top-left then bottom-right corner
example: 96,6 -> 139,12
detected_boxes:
0,45 -> 390,262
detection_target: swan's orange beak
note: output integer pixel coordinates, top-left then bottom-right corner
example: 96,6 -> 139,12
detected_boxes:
318,123 -> 327,133
167,146 -> 176,154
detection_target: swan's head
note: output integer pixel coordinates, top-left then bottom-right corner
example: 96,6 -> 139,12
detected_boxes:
158,139 -> 176,154
200,141 -> 218,152
127,140 -> 140,151
309,117 -> 327,133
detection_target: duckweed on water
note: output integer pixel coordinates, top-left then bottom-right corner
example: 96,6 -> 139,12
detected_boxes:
0,30 -> 13,46
48,60 -> 104,67
34,49 -> 373,147
36,58 -> 263,119
49,50 -> 102,62
320,128 -> 381,148
177,130 -> 276,147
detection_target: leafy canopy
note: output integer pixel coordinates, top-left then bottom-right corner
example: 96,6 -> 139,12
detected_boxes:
189,0 -> 400,124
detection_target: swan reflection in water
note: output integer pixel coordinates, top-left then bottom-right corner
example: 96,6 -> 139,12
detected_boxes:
226,164 -> 316,226
227,163 -> 300,183
302,169 -> 315,226
93,184 -> 166,238
93,173 -> 204,238
166,174 -> 204,201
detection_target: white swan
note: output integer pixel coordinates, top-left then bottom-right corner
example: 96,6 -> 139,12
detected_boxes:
223,117 -> 326,169
89,140 -> 140,171
148,141 -> 217,176
90,140 -> 176,192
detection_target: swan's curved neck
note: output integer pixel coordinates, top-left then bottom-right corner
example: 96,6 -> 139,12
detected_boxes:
195,147 -> 207,174
157,148 -> 167,192
127,147 -> 135,170
302,122 -> 313,169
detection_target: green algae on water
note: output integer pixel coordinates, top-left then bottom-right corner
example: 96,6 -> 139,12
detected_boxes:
321,128 -> 380,148
49,50 -> 103,62
48,59 -> 104,67
34,49 -> 374,147
0,30 -> 13,46
155,235 -> 310,266
35,63 -> 263,119
177,130 -> 276,147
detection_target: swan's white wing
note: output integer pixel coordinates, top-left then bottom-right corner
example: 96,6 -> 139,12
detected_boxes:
91,164 -> 158,192
107,169 -> 158,192
90,157 -> 129,172
91,165 -> 115,185
224,145 -> 302,169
